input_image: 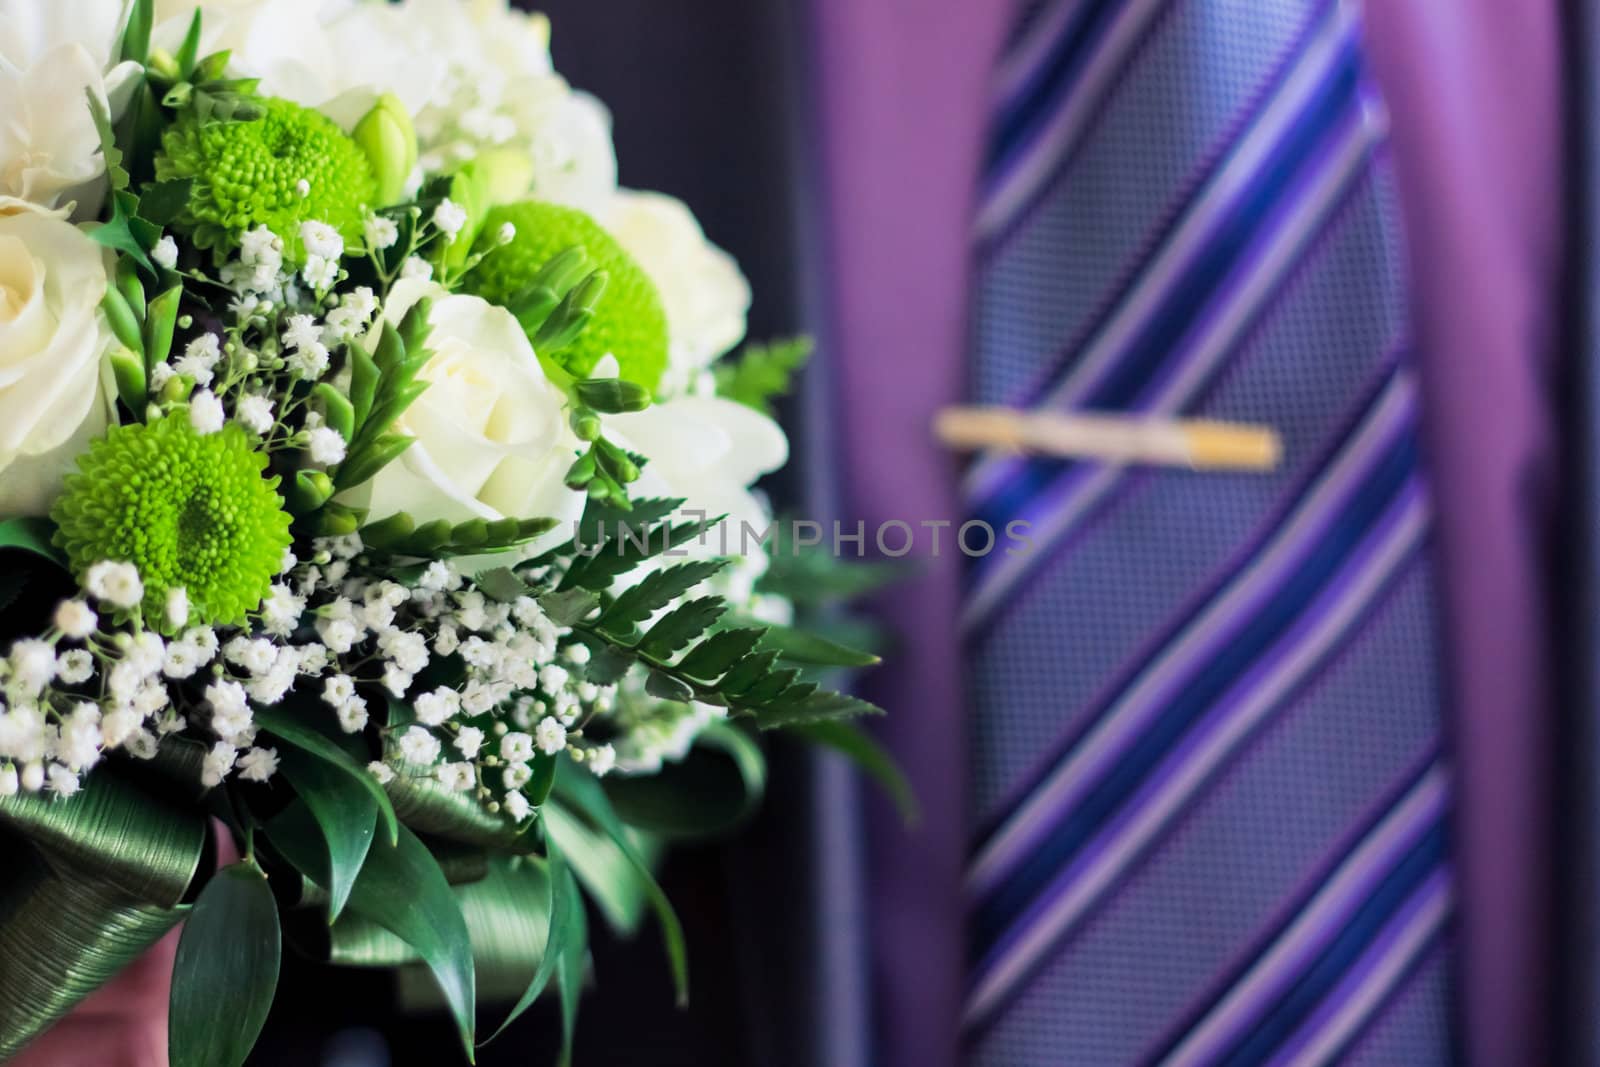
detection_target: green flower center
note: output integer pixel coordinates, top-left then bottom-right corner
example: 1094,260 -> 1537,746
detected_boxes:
156,97 -> 378,263
465,200 -> 670,388
51,415 -> 294,633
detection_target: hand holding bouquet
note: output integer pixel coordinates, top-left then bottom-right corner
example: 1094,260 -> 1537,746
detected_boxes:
0,2 -> 897,1062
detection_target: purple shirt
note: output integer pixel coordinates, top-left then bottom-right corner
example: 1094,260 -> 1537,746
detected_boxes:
810,2 -> 1563,1065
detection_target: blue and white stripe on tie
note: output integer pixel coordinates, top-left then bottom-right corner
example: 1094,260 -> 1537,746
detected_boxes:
963,1 -> 1454,1063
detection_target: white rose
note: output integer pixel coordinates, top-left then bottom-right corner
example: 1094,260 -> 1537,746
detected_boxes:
602,191 -> 750,396
0,0 -> 142,211
0,198 -> 117,517
354,279 -> 583,552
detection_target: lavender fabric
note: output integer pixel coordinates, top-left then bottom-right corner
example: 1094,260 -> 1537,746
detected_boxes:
809,1 -> 1562,1064
807,5 -> 1010,1067
1363,7 -> 1564,1065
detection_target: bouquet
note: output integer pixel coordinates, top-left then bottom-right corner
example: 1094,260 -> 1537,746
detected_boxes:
0,2 -> 900,1062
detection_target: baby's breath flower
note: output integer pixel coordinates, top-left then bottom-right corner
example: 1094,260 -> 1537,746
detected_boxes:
501,762 -> 531,791
200,741 -> 237,787
236,395 -> 275,435
237,747 -> 280,782
56,649 -> 93,685
366,760 -> 395,785
152,235 -> 178,270
500,731 -> 534,764
364,214 -> 399,251
453,726 -> 485,760
308,426 -> 347,467
587,743 -> 616,777
47,764 -> 81,797
84,561 -> 144,609
535,717 -> 567,755
166,587 -> 190,630
53,599 -> 97,639
433,199 -> 468,239
398,726 -> 441,765
400,256 -> 433,282
436,762 -> 475,792
503,790 -> 531,822
336,699 -> 369,734
299,221 -> 344,261
189,391 -> 225,434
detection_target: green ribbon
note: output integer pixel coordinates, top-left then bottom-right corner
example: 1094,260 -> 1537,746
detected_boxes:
0,767 -> 209,1061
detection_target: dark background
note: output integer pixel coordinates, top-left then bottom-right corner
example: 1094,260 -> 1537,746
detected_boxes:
250,2 -> 835,1064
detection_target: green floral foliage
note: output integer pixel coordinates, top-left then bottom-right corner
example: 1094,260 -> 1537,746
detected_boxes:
155,97 -> 377,262
51,415 -> 292,632
466,200 -> 669,386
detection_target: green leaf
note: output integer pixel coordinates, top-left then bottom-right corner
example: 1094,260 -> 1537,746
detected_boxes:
578,642 -> 633,687
137,179 -> 194,227
644,670 -> 694,703
169,863 -> 281,1067
273,747 -> 378,922
789,721 -> 918,824
757,624 -> 882,668
476,567 -> 532,604
597,559 -> 725,637
675,628 -> 766,681
174,9 -> 204,76
603,723 -> 767,838
268,807 -> 477,1058
144,286 -> 183,369
553,859 -> 589,1067
539,589 -> 600,627
0,517 -> 66,568
712,336 -> 813,417
485,845 -> 576,1044
253,705 -> 398,845
348,345 -> 381,428
552,770 -> 687,1006
637,596 -> 726,661
561,518 -> 714,593
119,0 -> 154,67
754,690 -> 885,729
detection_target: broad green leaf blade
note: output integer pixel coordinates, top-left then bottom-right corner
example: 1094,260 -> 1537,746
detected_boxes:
169,863 -> 281,1067
602,723 -> 767,839
552,770 -> 687,1006
254,705 -> 398,845
0,768 -> 207,908
485,847 -> 573,1044
542,803 -> 646,934
267,805 -> 477,1057
0,517 -> 66,568
554,862 -> 589,1067
756,624 -> 882,668
119,0 -> 154,65
790,720 -> 919,824
274,746 -> 378,922
0,844 -> 183,1061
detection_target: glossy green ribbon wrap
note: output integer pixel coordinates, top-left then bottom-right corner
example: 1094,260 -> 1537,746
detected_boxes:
0,767 -> 209,1062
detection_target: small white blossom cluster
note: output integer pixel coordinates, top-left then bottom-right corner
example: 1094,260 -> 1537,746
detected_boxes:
0,540 -> 635,808
0,563 -> 276,797
146,220 -> 383,457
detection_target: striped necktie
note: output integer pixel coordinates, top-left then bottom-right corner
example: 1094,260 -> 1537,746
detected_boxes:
963,2 -> 1456,1064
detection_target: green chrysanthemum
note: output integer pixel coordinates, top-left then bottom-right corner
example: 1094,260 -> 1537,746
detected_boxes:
465,201 -> 670,386
51,416 -> 294,634
155,97 -> 378,262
